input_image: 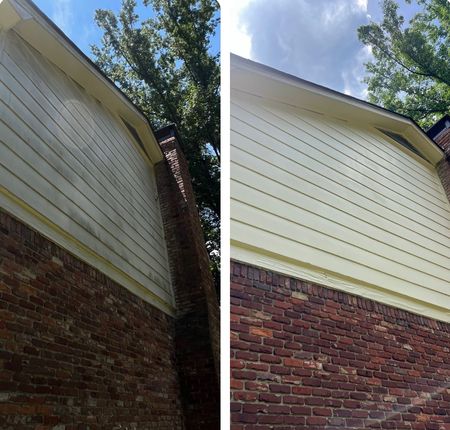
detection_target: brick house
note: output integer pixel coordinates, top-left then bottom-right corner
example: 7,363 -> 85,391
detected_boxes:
0,0 -> 219,428
230,54 -> 450,429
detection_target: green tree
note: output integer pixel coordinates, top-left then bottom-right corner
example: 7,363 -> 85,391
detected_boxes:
92,0 -> 220,285
357,0 -> 450,128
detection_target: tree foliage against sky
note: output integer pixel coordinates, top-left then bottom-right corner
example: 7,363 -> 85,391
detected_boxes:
92,0 -> 220,284
358,0 -> 450,128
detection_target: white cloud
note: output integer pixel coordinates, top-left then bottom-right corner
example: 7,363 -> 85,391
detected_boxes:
342,44 -> 373,99
231,0 -> 372,99
52,0 -> 73,37
229,0 -> 252,58
355,0 -> 368,12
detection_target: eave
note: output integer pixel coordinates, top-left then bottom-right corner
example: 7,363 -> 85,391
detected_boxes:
231,54 -> 444,167
0,0 -> 164,164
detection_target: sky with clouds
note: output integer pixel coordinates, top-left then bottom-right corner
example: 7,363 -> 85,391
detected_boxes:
32,0 -> 423,101
230,0 -> 422,100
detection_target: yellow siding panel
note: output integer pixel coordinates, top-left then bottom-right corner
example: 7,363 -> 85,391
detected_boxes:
0,31 -> 173,309
231,90 -> 450,320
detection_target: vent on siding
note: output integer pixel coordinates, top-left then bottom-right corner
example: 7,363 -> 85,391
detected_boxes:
377,128 -> 425,159
121,117 -> 145,151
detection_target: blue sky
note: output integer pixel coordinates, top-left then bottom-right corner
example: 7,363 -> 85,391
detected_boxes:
230,0 -> 422,100
32,0 -> 220,59
32,0 -> 422,101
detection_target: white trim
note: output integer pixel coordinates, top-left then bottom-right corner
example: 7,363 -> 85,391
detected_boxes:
0,0 -> 31,31
0,186 -> 176,316
231,243 -> 450,323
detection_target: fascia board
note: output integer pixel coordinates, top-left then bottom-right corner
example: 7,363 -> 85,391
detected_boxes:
232,55 -> 444,166
2,0 -> 163,164
403,125 -> 444,166
0,0 -> 31,31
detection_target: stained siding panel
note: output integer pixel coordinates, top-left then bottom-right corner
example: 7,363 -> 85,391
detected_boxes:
0,32 -> 172,305
231,89 -> 450,314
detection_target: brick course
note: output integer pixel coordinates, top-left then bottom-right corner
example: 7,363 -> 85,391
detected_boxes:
0,209 -> 185,429
230,260 -> 450,430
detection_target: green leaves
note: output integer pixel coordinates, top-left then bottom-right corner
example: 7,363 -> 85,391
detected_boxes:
92,0 -> 220,284
357,0 -> 450,128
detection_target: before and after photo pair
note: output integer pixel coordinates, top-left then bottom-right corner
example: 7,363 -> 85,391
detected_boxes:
0,0 -> 449,429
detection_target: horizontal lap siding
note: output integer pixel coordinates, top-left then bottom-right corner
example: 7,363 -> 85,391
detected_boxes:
231,90 -> 450,313
0,32 -> 172,305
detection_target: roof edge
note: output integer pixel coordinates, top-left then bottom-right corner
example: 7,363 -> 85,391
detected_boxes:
231,54 -> 444,166
0,0 -> 163,164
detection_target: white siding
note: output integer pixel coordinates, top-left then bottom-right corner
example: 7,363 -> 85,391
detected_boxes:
231,89 -> 450,319
0,31 -> 173,308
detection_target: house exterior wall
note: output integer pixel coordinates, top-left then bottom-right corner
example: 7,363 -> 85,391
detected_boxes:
0,127 -> 220,429
0,30 -> 173,313
0,22 -> 219,427
231,261 -> 450,430
231,89 -> 450,322
0,209 -> 185,429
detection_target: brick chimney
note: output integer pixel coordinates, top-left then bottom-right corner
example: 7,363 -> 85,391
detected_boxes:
427,114 -> 450,155
427,115 -> 450,203
153,124 -> 220,430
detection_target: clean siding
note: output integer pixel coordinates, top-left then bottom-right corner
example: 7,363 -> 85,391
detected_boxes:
231,89 -> 450,316
0,31 -> 172,306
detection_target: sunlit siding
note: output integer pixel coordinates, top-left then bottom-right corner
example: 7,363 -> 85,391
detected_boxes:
0,31 -> 173,307
231,89 -> 450,319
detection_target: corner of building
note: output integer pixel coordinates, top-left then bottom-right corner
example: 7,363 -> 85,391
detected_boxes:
428,115 -> 450,203
154,124 -> 220,430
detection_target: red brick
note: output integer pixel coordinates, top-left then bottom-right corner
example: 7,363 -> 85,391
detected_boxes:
230,261 -> 450,429
306,416 -> 327,425
250,327 -> 273,338
0,211 -> 185,429
155,128 -> 220,429
435,124 -> 450,203
313,407 -> 332,416
284,358 -> 303,367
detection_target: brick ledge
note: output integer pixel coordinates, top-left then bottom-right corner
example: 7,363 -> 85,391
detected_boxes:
231,260 -> 450,333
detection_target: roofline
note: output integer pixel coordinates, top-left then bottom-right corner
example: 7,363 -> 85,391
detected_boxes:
231,53 -> 444,158
0,0 -> 164,163
26,0 -> 150,124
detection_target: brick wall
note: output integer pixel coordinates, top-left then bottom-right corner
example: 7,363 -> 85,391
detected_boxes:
0,209 -> 185,429
434,126 -> 450,203
437,159 -> 450,204
428,116 -> 450,203
155,125 -> 220,430
230,260 -> 450,430
433,127 -> 450,155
